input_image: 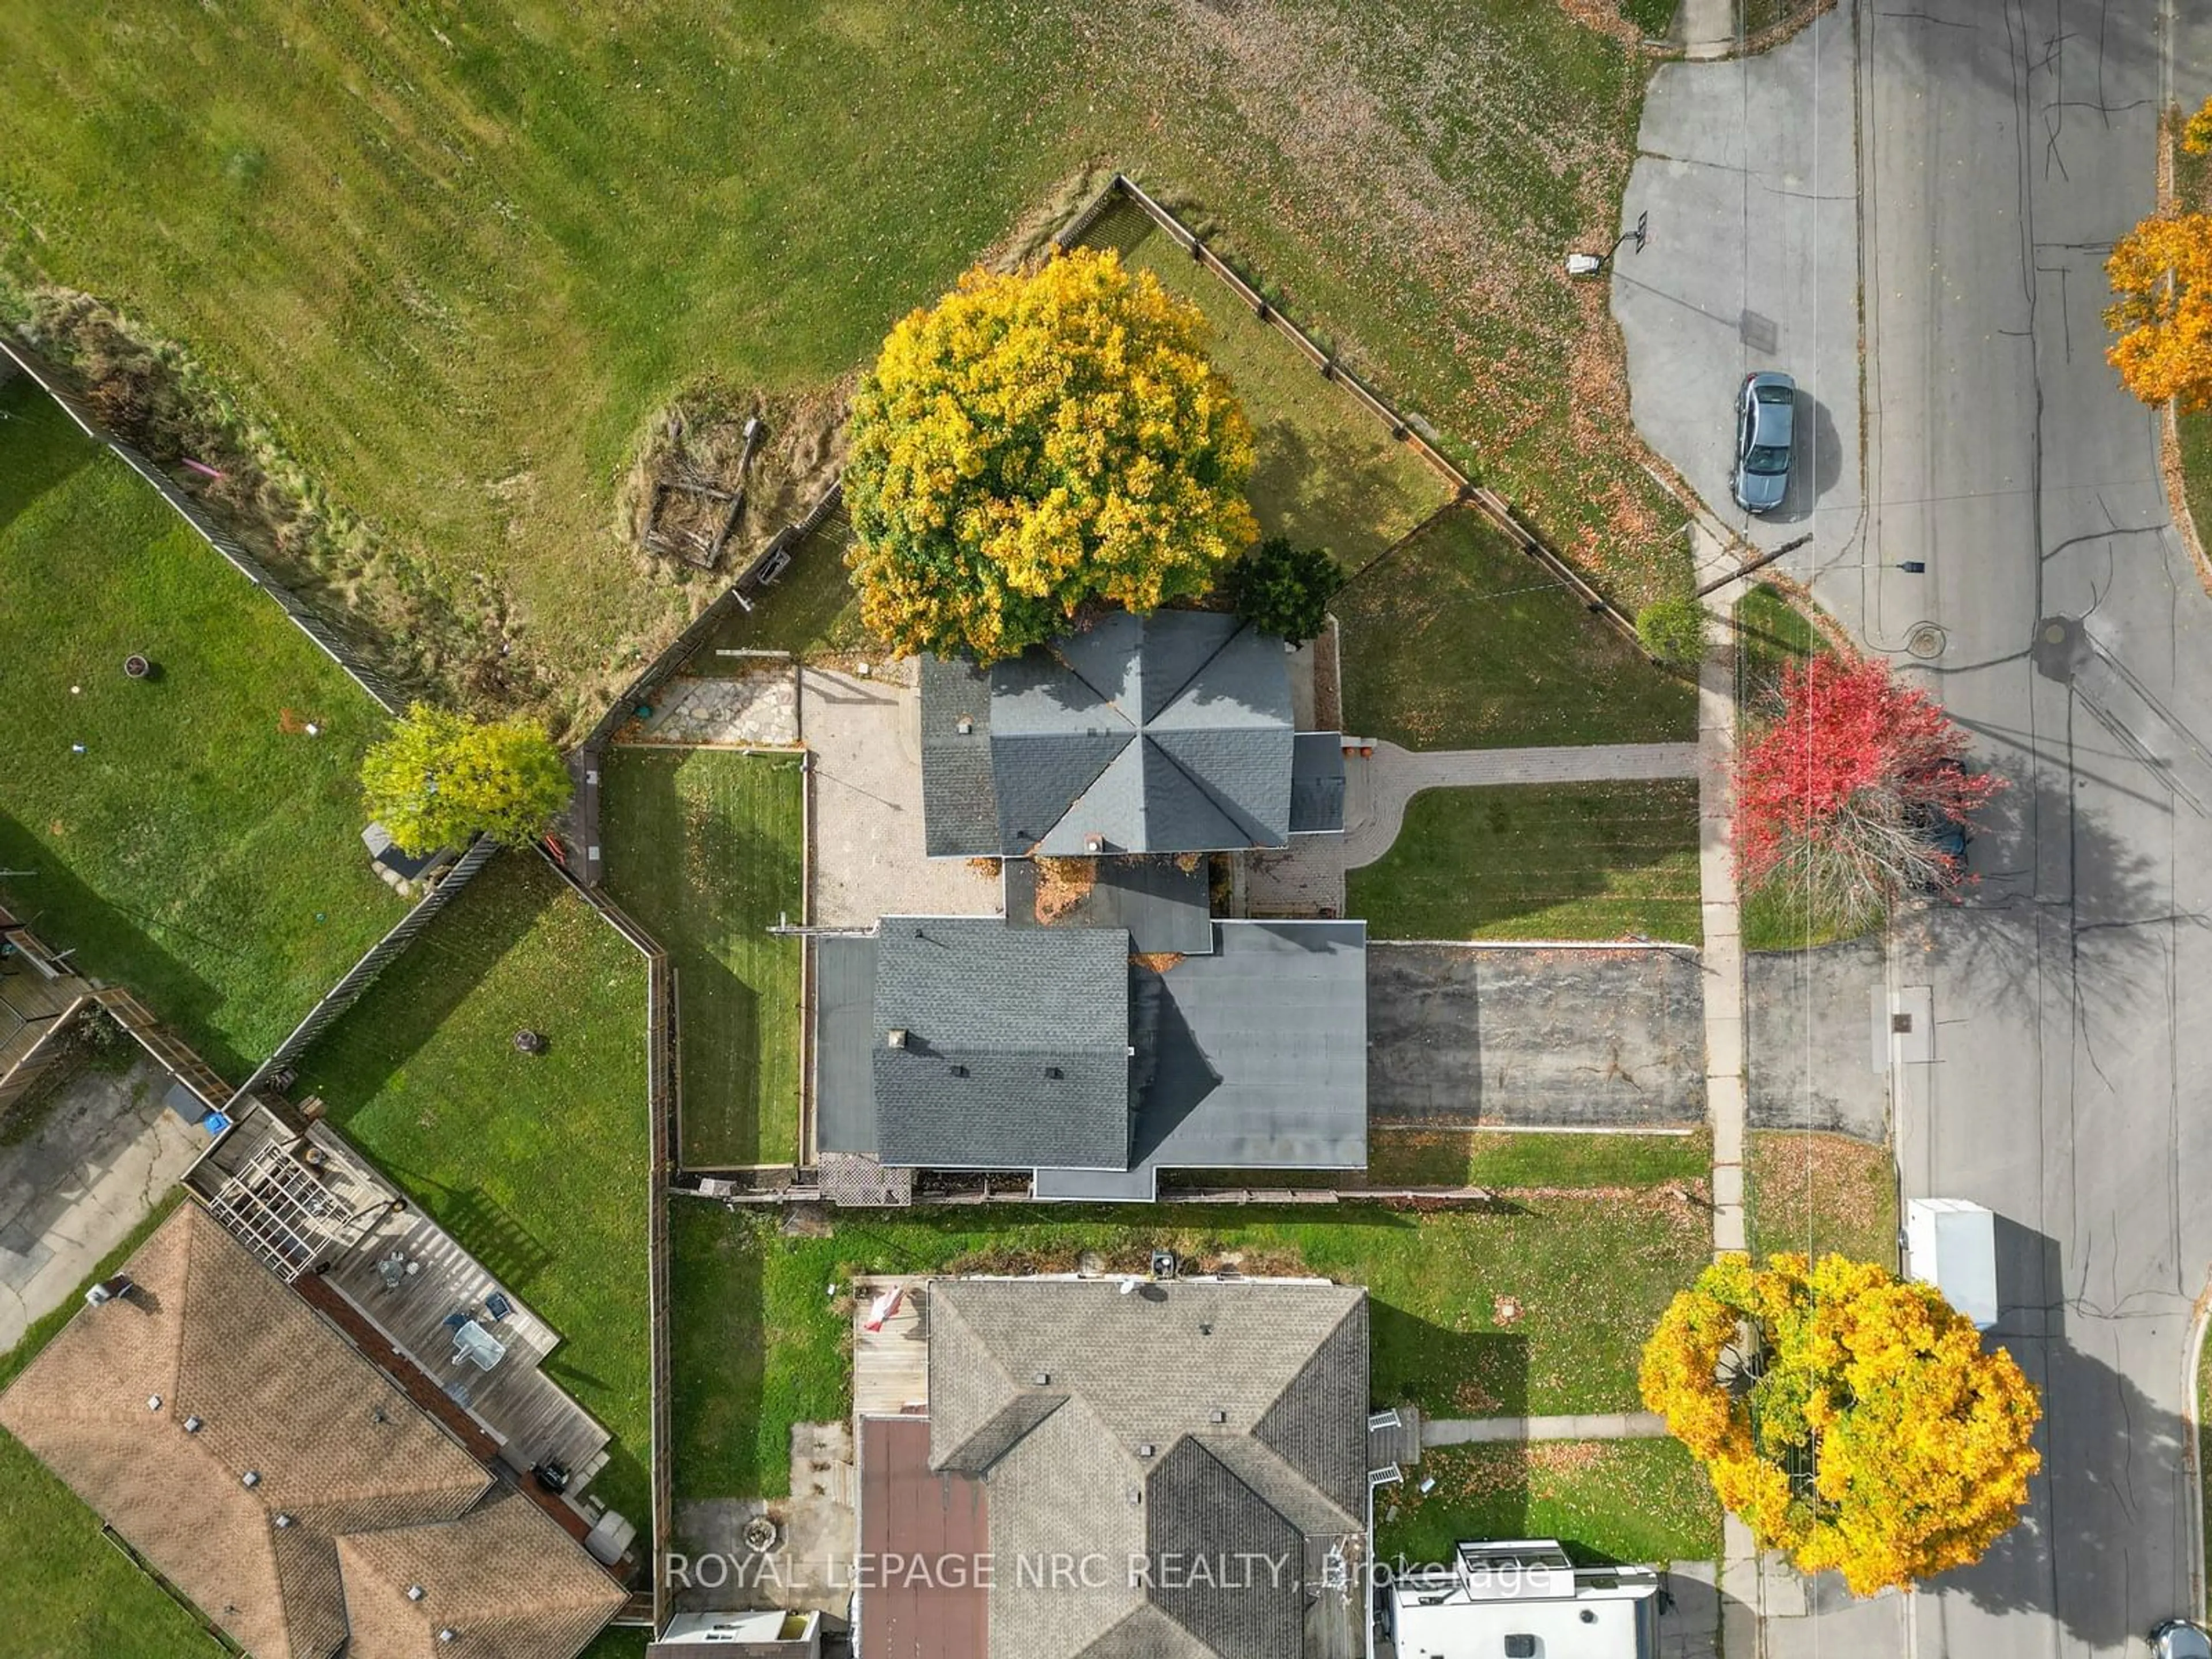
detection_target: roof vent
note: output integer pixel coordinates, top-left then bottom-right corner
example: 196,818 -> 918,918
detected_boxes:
1044,1065 -> 1063,1080
241,1471 -> 262,1488
956,716 -> 974,736
274,1513 -> 295,1530
1032,1372 -> 1051,1387
1085,834 -> 1105,854
184,1415 -> 203,1434
407,1586 -> 426,1603
1198,1322 -> 1213,1336
1210,1410 -> 1227,1424
438,1630 -> 460,1645
1137,1444 -> 1156,1459
1128,1488 -> 1143,1506
1505,1639 -> 1537,1659
886,1028 -> 908,1050
147,1395 -> 162,1412
948,1063 -> 969,1078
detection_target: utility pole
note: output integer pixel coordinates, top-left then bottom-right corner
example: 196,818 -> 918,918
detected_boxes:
1694,533 -> 1812,599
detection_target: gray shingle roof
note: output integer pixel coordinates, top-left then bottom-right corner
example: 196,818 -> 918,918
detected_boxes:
1003,857 -> 1214,956
919,656 -> 1000,858
925,1278 -> 1369,1659
921,612 -> 1297,857
871,919 -> 1131,1169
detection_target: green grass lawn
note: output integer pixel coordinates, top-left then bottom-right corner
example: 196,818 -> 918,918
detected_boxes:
1745,1131 -> 1897,1268
1348,781 -> 1703,943
291,854 -> 653,1521
1086,198 -> 1452,569
0,2 -> 1683,722
0,1191 -> 229,1659
1376,1439 -> 1721,1570
1366,1128 -> 1710,1191
671,1190 -> 1709,1501
0,376 -> 401,1077
1729,585 -> 1877,952
1338,508 -> 1696,749
600,747 -> 804,1166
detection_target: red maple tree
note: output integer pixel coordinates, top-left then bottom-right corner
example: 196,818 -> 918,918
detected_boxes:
1734,654 -> 2001,926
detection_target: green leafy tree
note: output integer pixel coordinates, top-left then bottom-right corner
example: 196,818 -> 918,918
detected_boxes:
1222,536 -> 1344,645
1636,594 -> 1708,666
360,703 -> 571,854
843,248 -> 1259,662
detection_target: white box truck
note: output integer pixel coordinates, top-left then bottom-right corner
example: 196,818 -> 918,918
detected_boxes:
1905,1198 -> 1999,1331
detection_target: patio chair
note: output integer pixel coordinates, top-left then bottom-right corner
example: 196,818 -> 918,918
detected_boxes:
483,1291 -> 513,1324
441,1310 -> 471,1334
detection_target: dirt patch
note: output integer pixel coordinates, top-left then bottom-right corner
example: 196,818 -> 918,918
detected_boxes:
622,379 -> 850,579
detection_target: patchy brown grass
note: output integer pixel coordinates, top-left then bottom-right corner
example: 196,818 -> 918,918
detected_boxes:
1745,1130 -> 1897,1267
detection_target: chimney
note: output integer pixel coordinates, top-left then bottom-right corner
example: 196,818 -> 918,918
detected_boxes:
886,1028 -> 908,1050
956,716 -> 974,736
1084,834 -> 1105,854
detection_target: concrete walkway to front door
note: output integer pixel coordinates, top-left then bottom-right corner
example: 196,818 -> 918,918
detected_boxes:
1341,740 -> 1702,870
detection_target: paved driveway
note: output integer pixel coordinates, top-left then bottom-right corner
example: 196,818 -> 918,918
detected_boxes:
0,1055 -> 201,1352
801,664 -> 999,927
1612,2 -> 1861,551
1366,944 -> 1705,1127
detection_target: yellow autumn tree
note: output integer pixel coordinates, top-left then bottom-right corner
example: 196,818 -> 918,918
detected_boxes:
843,248 -> 1259,661
2105,210 -> 2212,409
1641,1253 -> 2041,1597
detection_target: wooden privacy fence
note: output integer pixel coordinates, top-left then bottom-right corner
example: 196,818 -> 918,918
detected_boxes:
1058,175 -> 1647,653
0,335 -> 407,714
224,836 -> 498,1111
535,853 -> 677,1633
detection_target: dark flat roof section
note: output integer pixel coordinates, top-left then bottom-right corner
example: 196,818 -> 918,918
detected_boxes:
815,935 -> 880,1155
861,1415 -> 988,1659
1003,855 -> 1215,956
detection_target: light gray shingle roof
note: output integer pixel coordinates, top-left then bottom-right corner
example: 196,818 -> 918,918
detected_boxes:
921,612 -> 1297,857
872,919 -> 1131,1169
926,1278 -> 1369,1659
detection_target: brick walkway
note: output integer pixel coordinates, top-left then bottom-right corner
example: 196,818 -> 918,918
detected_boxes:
1340,739 -> 1702,870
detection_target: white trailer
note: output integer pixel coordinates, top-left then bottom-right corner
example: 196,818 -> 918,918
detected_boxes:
1905,1198 -> 1999,1331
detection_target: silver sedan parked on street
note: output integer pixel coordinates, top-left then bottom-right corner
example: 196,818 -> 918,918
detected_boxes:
1732,370 -> 1796,514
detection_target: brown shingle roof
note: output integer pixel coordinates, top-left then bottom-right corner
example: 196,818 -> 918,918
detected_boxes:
0,1205 -> 619,1659
337,1487 -> 627,1659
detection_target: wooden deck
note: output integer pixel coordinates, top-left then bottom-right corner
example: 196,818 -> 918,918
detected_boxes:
323,1200 -> 614,1490
851,1275 -> 932,1424
187,1106 -> 614,1499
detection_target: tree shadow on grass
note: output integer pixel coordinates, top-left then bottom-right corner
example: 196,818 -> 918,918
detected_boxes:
1247,416 -> 1443,570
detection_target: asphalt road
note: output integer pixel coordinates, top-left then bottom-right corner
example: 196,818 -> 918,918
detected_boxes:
1619,2 -> 2212,1653
1858,3 -> 2212,1656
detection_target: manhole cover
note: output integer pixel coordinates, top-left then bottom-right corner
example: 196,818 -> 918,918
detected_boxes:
1906,623 -> 1947,660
